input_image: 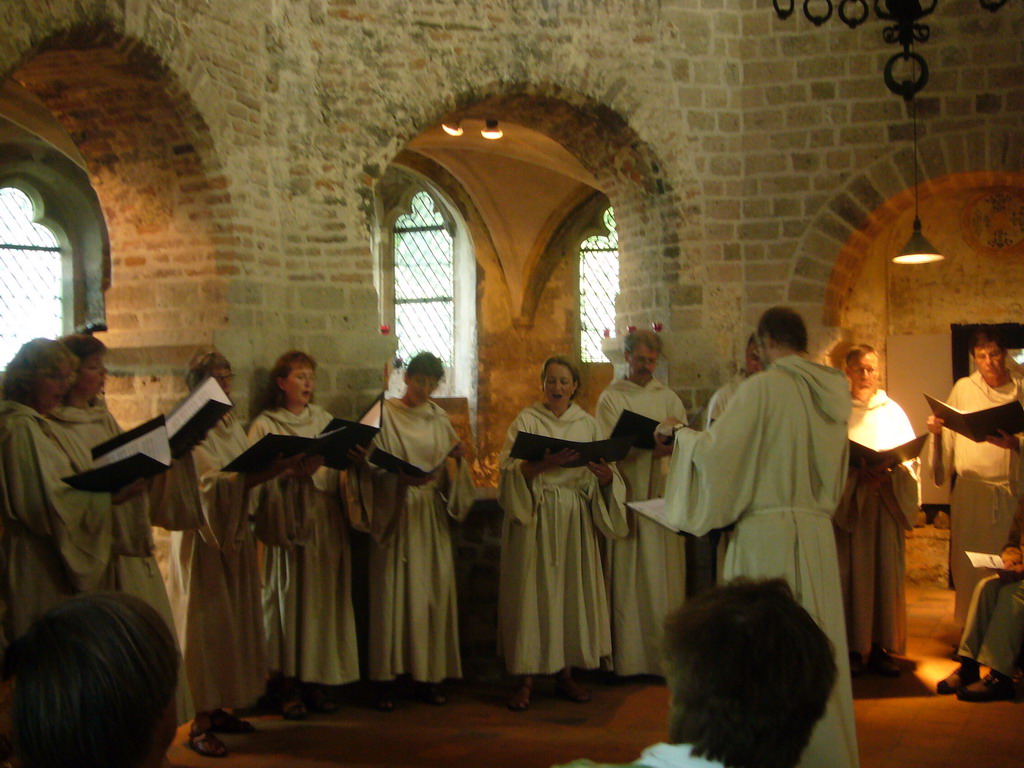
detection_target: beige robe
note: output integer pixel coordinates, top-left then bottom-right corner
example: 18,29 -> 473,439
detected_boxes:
662,355 -> 858,768
47,401 -> 198,723
833,390 -> 920,656
930,370 -> 1024,625
250,405 -> 358,685
165,412 -> 267,712
0,401 -> 114,643
349,398 -> 474,682
595,378 -> 687,676
703,376 -> 742,429
497,402 -> 627,675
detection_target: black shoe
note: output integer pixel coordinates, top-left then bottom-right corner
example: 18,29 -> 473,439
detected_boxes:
937,663 -> 980,695
956,673 -> 1015,702
867,648 -> 901,678
848,653 -> 864,678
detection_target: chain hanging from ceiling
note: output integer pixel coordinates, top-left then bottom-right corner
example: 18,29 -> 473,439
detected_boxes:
772,0 -> 1012,101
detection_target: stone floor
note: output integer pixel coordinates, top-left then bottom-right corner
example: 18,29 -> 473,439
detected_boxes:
166,586 -> 1024,767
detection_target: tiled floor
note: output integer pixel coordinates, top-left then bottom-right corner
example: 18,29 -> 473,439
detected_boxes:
167,586 -> 1024,767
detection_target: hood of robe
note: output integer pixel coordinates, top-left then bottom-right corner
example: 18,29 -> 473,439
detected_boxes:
604,377 -> 667,395
773,355 -> 851,424
852,388 -> 891,412
258,405 -> 321,433
385,397 -> 445,422
525,401 -> 590,426
49,401 -> 110,425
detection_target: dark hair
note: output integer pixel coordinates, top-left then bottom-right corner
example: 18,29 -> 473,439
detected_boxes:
540,355 -> 581,400
186,349 -> 231,391
258,350 -> 316,412
2,592 -> 178,768
968,326 -> 1006,356
405,351 -> 445,381
58,334 -> 107,363
623,329 -> 663,355
844,344 -> 876,368
2,339 -> 77,404
756,306 -> 808,354
663,578 -> 836,768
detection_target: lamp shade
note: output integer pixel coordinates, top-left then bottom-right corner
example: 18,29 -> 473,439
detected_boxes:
892,218 -> 944,264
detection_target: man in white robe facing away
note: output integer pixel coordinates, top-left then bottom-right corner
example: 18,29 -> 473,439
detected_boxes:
927,326 -> 1024,627
657,306 -> 858,768
596,328 -> 687,677
833,344 -> 920,678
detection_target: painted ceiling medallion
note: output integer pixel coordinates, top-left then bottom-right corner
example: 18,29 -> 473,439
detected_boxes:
962,187 -> 1024,256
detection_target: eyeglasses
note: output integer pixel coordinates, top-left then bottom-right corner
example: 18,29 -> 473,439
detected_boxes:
212,373 -> 235,383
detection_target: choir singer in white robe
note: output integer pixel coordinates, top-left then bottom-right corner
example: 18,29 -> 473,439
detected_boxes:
833,344 -> 919,678
167,351 -> 301,757
349,352 -> 474,710
927,327 -> 1024,627
595,329 -> 687,676
250,350 -> 358,719
657,307 -> 858,768
498,356 -> 627,711
0,339 -> 128,643
46,334 -> 197,726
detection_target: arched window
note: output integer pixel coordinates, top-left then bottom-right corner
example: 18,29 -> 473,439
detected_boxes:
579,206 -> 619,363
382,178 -> 475,398
393,190 -> 455,368
0,185 -> 65,365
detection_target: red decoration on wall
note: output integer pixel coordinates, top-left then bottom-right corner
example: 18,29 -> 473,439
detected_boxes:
627,325 -> 637,333
652,322 -> 663,332
379,324 -> 390,335
603,328 -> 611,338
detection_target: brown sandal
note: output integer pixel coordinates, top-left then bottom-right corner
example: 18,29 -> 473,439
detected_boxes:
188,730 -> 228,758
209,708 -> 255,733
555,677 -> 591,703
507,682 -> 532,711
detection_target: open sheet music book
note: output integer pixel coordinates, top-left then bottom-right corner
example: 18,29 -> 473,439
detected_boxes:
509,432 -> 635,467
63,415 -> 172,492
848,434 -> 927,469
165,376 -> 233,457
626,498 -> 685,535
609,409 -> 661,450
318,419 -> 380,470
925,394 -> 1024,443
369,444 -> 455,478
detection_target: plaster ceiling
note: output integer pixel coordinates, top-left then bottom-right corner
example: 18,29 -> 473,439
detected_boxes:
407,120 -> 602,318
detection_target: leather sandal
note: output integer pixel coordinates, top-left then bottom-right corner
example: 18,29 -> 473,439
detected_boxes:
555,677 -> 591,703
208,709 -> 255,733
281,696 -> 308,720
188,730 -> 228,758
420,683 -> 448,706
304,685 -> 341,713
937,663 -> 980,695
507,682 -> 532,711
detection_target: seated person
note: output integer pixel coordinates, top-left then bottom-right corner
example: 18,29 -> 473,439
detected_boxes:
937,501 -> 1024,702
553,578 -> 837,768
2,592 -> 179,768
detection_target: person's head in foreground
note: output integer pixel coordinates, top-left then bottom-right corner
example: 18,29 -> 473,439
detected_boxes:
756,306 -> 808,364
2,592 -> 179,768
662,578 -> 836,768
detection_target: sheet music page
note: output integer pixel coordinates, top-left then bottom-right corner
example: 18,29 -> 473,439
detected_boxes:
966,551 -> 1005,569
166,377 -> 229,437
93,425 -> 171,468
627,498 -> 682,533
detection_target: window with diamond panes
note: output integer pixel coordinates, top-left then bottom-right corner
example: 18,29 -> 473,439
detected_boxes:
0,186 -> 63,367
393,191 -> 455,368
579,206 -> 619,363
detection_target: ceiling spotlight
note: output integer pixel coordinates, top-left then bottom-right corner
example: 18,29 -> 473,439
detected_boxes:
481,119 -> 503,140
441,121 -> 463,137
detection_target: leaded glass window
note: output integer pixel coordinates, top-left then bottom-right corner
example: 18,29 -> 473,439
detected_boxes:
393,191 -> 455,368
579,206 -> 619,363
0,187 -> 63,367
